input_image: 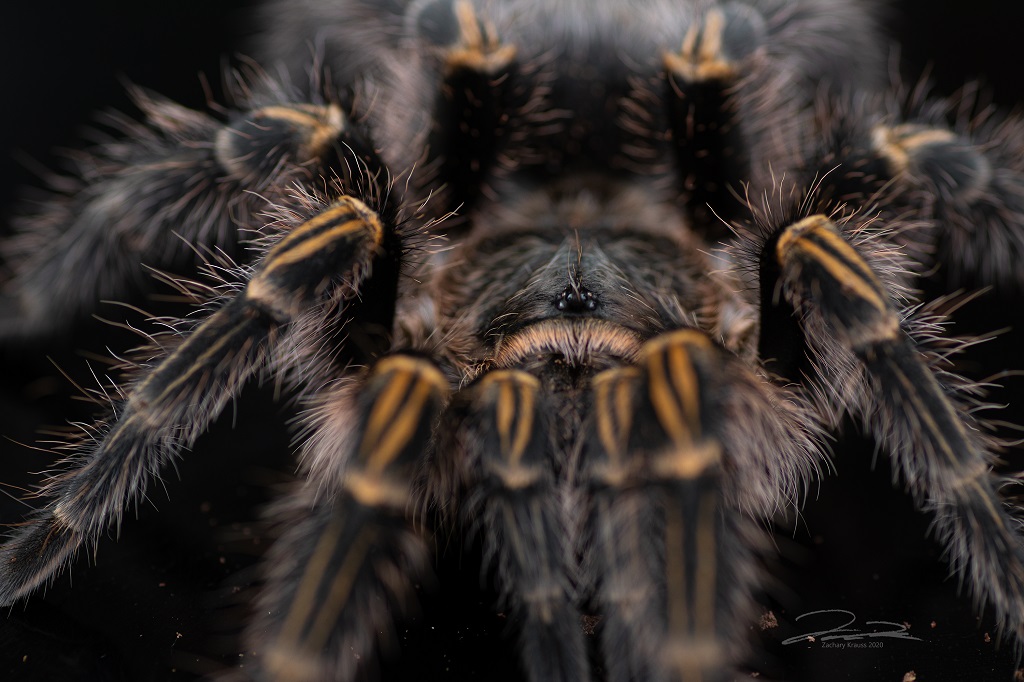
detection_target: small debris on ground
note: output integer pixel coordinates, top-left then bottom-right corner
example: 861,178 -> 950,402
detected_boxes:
902,672 -> 917,682
580,614 -> 601,636
759,611 -> 778,631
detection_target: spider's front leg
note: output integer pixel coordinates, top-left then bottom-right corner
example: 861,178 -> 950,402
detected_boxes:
0,165 -> 400,607
248,354 -> 449,681
584,330 -> 820,682
1,86 -> 361,337
438,369 -> 589,682
759,211 -> 1024,644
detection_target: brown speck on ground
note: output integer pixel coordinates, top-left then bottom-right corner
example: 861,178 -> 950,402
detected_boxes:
902,621 -> 912,630
806,635 -> 815,643
759,610 -> 779,630
580,614 -> 601,635
22,655 -> 27,663
750,673 -> 760,678
902,672 -> 917,682
930,621 -> 936,628
1013,668 -> 1024,682
984,632 -> 992,643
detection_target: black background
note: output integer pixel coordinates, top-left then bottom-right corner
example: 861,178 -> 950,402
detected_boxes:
1,1 -> 1024,681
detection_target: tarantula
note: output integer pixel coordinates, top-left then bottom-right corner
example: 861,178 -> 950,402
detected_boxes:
2,0 -> 1024,680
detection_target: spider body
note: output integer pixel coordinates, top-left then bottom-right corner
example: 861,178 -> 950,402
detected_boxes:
2,1 -> 1024,680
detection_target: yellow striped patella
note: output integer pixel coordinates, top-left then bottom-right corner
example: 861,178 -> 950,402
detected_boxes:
478,371 -> 544,489
262,197 -> 383,275
776,215 -> 900,342
344,357 -> 448,508
872,124 -> 956,176
446,0 -> 517,73
664,9 -> 738,83
640,330 -> 712,447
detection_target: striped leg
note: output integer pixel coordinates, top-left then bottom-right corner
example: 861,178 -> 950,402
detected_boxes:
803,87 -> 1024,290
0,192 -> 397,605
767,213 -> 1024,643
1,88 -> 364,337
420,0 -> 519,216
249,355 -> 449,682
586,330 -> 764,682
442,370 -> 589,682
586,365 -> 665,682
662,5 -> 763,230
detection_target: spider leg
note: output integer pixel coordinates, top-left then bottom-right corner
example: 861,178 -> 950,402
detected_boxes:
1,88 -> 359,337
763,213 -> 1024,643
873,107 -> 1024,290
805,90 -> 1024,290
441,369 -> 589,682
0,187 -> 398,605
652,1 -> 884,237
662,4 -> 762,231
418,0 -> 519,216
248,354 -> 449,682
585,329 -> 820,682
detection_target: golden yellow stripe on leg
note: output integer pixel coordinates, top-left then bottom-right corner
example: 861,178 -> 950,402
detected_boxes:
447,0 -> 517,72
143,316 -> 253,410
361,357 -> 446,452
454,0 -> 484,50
592,368 -> 639,460
360,357 -> 447,474
343,471 -> 412,509
884,357 -> 1005,536
646,349 -> 690,447
480,371 -> 540,466
663,490 -> 724,679
261,197 -> 383,275
269,198 -> 372,252
258,104 -> 346,159
363,381 -> 426,472
665,497 -> 690,638
776,215 -> 879,284
664,8 -> 737,82
776,215 -> 890,315
872,125 -> 956,175
695,491 -> 717,634
256,104 -> 344,136
266,524 -> 375,681
303,527 -> 375,653
276,516 -> 345,649
591,367 -> 641,487
641,330 -> 710,448
641,329 -> 712,354
668,343 -> 701,434
361,370 -> 413,461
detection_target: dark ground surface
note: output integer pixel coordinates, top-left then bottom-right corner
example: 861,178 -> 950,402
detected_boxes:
2,1 -> 1024,681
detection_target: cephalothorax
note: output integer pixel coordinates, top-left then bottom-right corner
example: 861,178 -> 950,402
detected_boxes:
2,1 -> 1023,680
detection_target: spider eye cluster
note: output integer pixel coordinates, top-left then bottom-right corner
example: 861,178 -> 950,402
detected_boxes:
555,284 -> 598,313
